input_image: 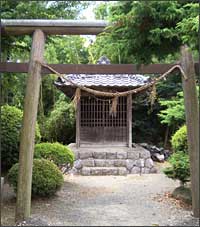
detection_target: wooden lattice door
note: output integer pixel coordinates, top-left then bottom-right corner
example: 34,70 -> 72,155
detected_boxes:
80,96 -> 127,145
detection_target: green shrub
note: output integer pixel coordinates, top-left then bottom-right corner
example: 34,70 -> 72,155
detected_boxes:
171,125 -> 188,153
34,142 -> 75,167
1,105 -> 41,169
42,94 -> 75,145
163,151 -> 190,185
8,159 -> 64,197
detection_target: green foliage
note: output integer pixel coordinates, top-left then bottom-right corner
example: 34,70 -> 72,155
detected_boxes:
8,159 -> 64,197
91,1 -> 198,64
158,87 -> 199,128
94,2 -> 110,20
45,36 -> 89,64
158,91 -> 185,127
171,125 -> 188,153
1,1 -> 89,116
42,94 -> 75,144
163,151 -> 190,185
1,1 -> 89,59
1,73 -> 27,109
1,105 -> 41,169
34,142 -> 75,167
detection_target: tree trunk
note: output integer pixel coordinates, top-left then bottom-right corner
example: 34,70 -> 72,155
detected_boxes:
180,45 -> 199,217
15,29 -> 45,222
164,125 -> 169,148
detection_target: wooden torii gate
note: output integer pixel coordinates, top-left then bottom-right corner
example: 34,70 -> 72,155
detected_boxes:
1,19 -> 199,221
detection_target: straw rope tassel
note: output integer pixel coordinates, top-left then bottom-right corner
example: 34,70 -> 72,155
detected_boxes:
73,88 -> 81,110
149,84 -> 157,108
110,96 -> 118,116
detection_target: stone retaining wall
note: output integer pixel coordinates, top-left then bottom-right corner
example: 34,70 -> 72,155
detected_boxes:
68,143 -> 157,175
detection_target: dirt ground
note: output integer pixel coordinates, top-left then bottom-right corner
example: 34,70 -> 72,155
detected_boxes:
1,165 -> 199,226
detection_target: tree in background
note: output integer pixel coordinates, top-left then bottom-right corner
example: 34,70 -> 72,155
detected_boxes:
88,1 -> 198,146
1,1 -> 89,122
90,1 -> 198,64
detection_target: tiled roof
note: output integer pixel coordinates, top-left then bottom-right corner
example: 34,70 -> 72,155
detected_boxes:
55,56 -> 150,87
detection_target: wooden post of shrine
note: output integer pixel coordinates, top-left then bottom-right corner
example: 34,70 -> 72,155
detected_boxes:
15,29 -> 45,222
127,94 -> 132,148
76,95 -> 81,148
180,45 -> 199,217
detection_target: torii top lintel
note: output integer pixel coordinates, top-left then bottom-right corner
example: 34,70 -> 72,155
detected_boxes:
1,19 -> 109,36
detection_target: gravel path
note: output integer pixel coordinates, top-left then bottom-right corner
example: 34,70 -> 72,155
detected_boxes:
1,174 -> 199,226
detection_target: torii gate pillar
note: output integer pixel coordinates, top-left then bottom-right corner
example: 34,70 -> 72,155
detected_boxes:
15,29 -> 45,222
180,45 -> 199,217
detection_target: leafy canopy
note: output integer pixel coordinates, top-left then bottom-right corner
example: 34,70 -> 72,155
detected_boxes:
90,1 -> 198,64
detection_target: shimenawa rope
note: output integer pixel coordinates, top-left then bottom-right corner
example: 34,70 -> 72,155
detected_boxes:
36,60 -> 187,114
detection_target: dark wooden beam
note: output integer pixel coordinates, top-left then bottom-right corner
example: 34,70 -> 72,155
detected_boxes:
1,19 -> 108,35
0,62 -> 199,75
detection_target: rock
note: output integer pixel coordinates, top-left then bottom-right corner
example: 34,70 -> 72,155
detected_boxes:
131,166 -> 141,174
91,168 -> 103,175
145,158 -> 154,168
72,150 -> 79,159
163,150 -> 171,160
68,167 -> 79,175
73,160 -> 82,169
93,152 -> 106,159
101,168 -> 118,175
114,160 -> 126,167
139,149 -> 151,159
149,167 -> 157,173
81,167 -> 91,175
117,151 -> 127,159
118,168 -> 127,175
106,152 -> 117,159
143,167 -> 150,174
139,143 -> 149,149
81,159 -> 95,167
132,143 -> 137,148
136,159 -> 145,168
126,159 -> 135,170
154,153 -> 165,162
140,167 -> 151,174
95,159 -> 106,167
79,152 -> 93,159
127,151 -> 139,160
94,159 -> 115,167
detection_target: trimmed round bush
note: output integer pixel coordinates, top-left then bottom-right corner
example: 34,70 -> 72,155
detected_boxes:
171,125 -> 188,153
1,105 -> 41,169
163,151 -> 190,185
34,142 -> 75,167
8,159 -> 64,197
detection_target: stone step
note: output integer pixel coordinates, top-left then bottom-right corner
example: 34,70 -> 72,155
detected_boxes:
81,167 -> 127,176
80,158 -> 127,167
77,150 -> 148,160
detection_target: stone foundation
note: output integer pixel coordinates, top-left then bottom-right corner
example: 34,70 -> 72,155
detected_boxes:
68,143 -> 157,176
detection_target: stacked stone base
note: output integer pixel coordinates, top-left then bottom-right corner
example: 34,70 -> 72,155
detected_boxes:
68,143 -> 157,176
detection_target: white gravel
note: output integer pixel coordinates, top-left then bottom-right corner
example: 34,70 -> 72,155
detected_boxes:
2,174 -> 199,226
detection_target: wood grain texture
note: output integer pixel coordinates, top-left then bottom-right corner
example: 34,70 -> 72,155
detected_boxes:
1,62 -> 198,75
180,45 -> 199,217
15,29 -> 45,222
127,94 -> 132,148
1,19 -> 108,35
76,94 -> 81,148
